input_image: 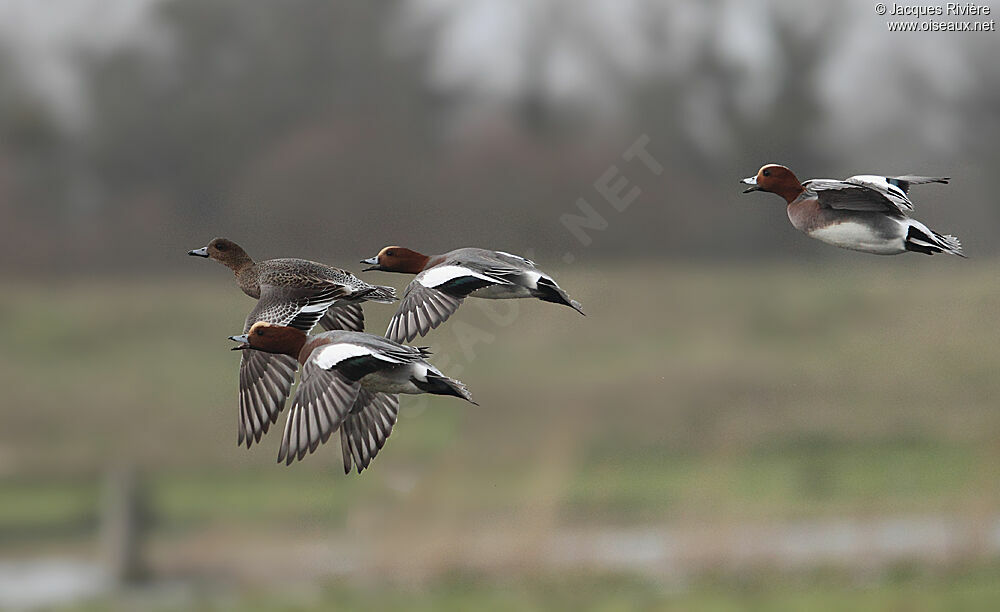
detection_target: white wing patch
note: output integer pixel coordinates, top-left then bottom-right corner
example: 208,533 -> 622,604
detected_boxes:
312,343 -> 403,370
418,265 -> 499,289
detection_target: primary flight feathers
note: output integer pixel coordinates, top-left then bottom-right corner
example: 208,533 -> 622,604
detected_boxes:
189,237 -> 397,448
230,324 -> 474,473
192,238 -> 583,475
361,245 -> 584,342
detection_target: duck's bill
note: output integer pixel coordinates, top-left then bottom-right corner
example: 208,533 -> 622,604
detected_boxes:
228,334 -> 250,350
741,176 -> 760,193
360,256 -> 380,271
188,247 -> 209,257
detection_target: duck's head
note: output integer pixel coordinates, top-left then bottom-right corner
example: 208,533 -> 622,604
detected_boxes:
361,246 -> 428,274
189,237 -> 253,270
741,164 -> 803,203
229,322 -> 306,357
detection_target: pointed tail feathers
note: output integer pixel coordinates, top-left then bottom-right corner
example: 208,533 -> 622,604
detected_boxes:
535,278 -> 585,315
417,372 -> 478,405
905,224 -> 965,257
566,297 -> 585,316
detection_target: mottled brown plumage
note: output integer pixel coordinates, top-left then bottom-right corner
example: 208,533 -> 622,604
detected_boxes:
189,237 -> 398,448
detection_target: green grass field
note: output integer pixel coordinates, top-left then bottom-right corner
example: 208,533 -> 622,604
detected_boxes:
2,259 -> 999,607
65,567 -> 1000,611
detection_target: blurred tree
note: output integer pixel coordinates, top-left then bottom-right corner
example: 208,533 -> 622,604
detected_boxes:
0,49 -> 67,267
86,0 -> 402,221
79,0 -> 446,268
0,0 -> 993,270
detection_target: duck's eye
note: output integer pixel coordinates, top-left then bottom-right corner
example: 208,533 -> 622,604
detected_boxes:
216,243 -> 228,251
386,250 -> 394,257
762,169 -> 771,177
255,328 -> 264,336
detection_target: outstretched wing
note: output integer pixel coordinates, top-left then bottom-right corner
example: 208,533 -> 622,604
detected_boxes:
277,339 -> 422,465
882,175 -> 949,194
319,302 -> 365,332
386,264 -> 511,342
277,364 -> 359,465
493,250 -> 536,268
806,175 -> 947,214
235,284 -> 355,448
806,178 -> 911,214
237,349 -> 297,448
339,390 -> 400,474
257,283 -> 355,333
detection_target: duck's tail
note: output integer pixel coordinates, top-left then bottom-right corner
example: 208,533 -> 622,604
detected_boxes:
904,223 -> 965,257
415,371 -> 478,405
358,283 -> 398,303
534,277 -> 585,315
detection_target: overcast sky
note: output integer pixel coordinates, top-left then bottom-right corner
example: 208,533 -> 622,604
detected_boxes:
0,0 -> 990,151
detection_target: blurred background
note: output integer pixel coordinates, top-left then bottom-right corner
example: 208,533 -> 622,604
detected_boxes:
1,0 -> 999,609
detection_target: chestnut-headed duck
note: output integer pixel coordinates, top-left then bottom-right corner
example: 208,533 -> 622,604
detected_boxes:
230,322 -> 475,472
741,165 -> 964,257
360,246 -> 584,343
189,237 -> 398,449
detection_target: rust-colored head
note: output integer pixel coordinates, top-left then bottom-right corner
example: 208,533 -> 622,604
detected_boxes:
188,237 -> 254,271
229,322 -> 307,359
741,164 -> 804,203
360,246 -> 429,274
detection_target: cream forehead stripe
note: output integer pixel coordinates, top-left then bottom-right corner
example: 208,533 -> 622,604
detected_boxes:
418,265 -> 498,288
312,343 -> 405,369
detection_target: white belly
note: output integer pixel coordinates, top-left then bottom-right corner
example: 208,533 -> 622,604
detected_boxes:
808,221 -> 905,255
